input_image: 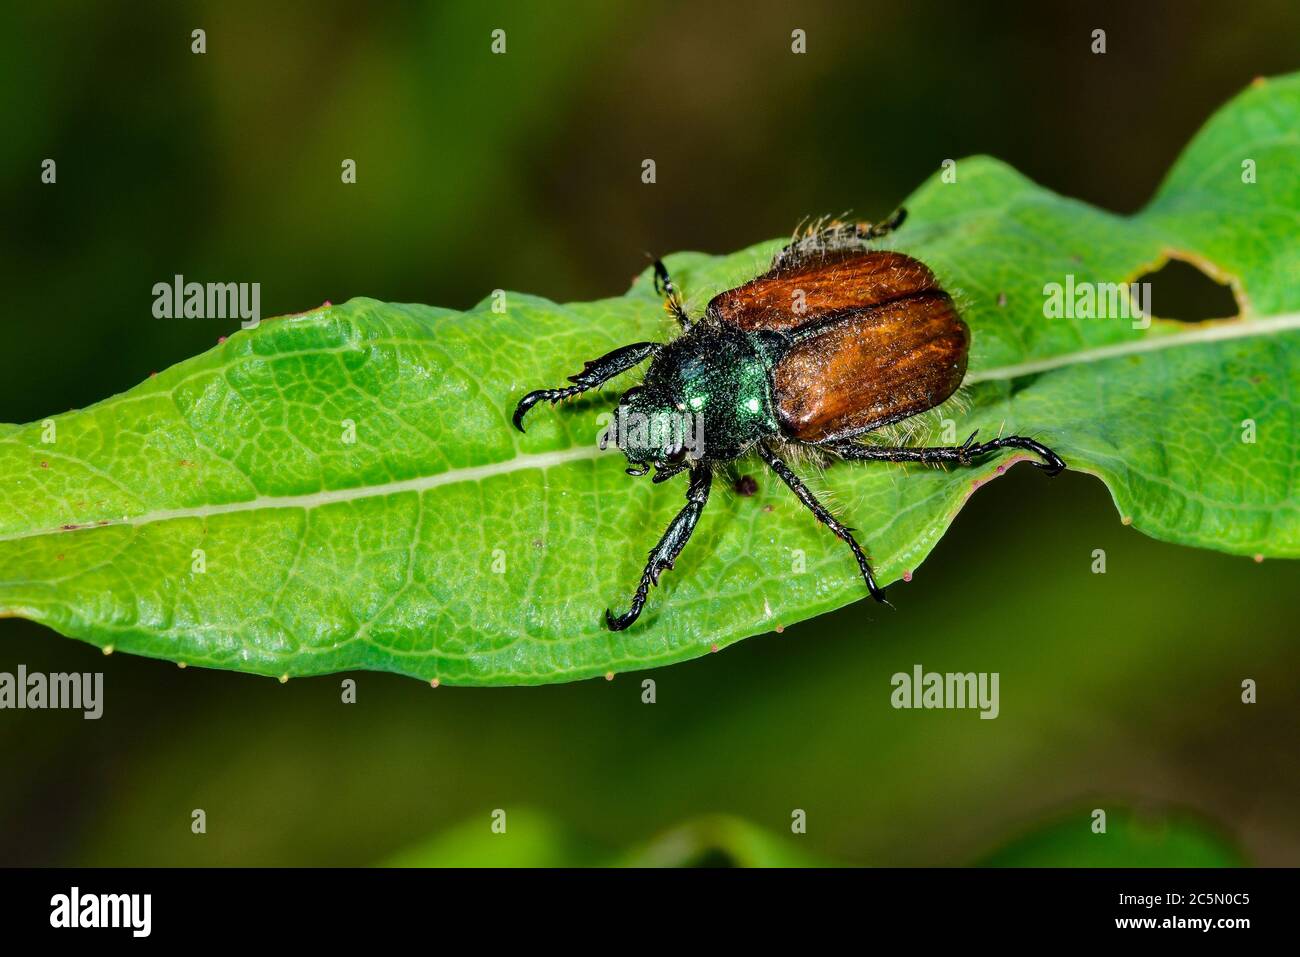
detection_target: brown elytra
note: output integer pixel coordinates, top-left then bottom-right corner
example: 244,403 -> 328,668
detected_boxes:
708,249 -> 969,444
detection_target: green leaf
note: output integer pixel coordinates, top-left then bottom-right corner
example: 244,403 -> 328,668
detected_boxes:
390,808 -> 1240,867
612,814 -> 828,867
1,74 -> 1297,685
978,808 -> 1244,868
384,810 -> 825,867
385,808 -> 606,868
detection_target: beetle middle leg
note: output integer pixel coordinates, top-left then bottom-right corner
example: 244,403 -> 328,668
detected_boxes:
513,340 -> 662,432
606,465 -> 713,631
831,431 -> 1066,475
757,443 -> 890,605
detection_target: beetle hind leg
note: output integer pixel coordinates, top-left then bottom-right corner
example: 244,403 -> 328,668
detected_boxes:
757,443 -> 891,607
772,208 -> 908,270
855,207 -> 907,240
831,431 -> 1066,475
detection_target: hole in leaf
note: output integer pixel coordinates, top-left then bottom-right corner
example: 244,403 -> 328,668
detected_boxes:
1136,259 -> 1239,322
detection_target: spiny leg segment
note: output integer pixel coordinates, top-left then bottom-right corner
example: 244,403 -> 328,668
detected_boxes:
757,443 -> 889,605
772,207 -> 909,270
606,465 -> 713,631
830,431 -> 1066,475
512,341 -> 661,432
856,206 -> 908,240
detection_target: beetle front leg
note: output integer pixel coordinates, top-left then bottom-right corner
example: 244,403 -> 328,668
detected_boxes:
832,431 -> 1066,475
512,341 -> 661,432
758,444 -> 890,606
606,465 -> 713,631
653,259 -> 692,330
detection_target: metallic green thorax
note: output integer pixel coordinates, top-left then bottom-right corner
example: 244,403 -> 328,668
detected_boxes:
616,324 -> 782,465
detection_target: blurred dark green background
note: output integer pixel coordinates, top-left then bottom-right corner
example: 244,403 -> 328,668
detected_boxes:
1,1 -> 1297,866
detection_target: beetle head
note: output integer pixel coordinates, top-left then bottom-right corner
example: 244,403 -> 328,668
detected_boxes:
606,384 -> 702,480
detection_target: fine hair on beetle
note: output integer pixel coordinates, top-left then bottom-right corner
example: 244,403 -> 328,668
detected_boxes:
513,208 -> 1066,631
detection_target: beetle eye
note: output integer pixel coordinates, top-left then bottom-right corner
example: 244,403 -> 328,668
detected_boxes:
665,446 -> 687,465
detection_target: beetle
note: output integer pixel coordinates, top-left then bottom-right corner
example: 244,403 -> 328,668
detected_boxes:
513,210 -> 1065,630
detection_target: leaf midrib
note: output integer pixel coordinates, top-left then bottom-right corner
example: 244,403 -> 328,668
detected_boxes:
4,309 -> 1297,546
965,311 -> 1300,384
0,445 -> 605,545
